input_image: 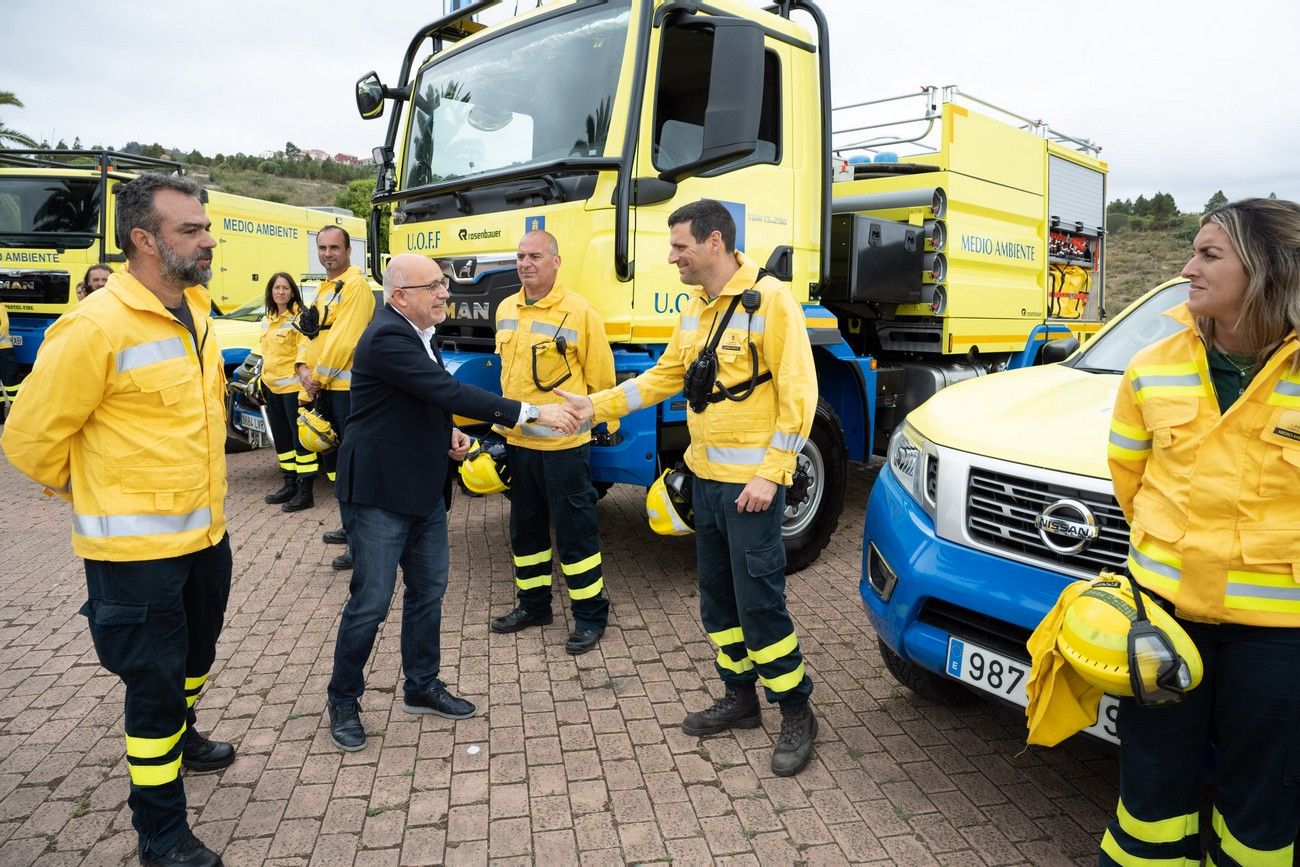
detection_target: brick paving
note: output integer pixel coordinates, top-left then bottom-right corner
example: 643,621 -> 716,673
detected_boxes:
0,449 -> 1120,865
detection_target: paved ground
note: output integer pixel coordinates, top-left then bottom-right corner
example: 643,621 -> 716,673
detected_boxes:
0,449 -> 1121,865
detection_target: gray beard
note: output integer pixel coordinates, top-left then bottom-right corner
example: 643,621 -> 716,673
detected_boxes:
159,240 -> 212,287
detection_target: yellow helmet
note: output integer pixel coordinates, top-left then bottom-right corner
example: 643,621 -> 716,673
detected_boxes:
297,407 -> 340,453
459,434 -> 509,495
646,468 -> 693,536
1057,572 -> 1202,698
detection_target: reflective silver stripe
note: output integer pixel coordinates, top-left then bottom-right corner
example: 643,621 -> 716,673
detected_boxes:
680,315 -> 700,331
620,379 -> 643,412
1131,373 -> 1202,390
520,420 -> 592,438
73,508 -> 212,538
770,432 -> 806,452
1226,582 -> 1300,602
706,446 -> 766,465
277,320 -> 296,333
1129,546 -> 1182,582
497,318 -> 518,331
1275,380 -> 1300,397
117,338 -> 187,373
314,365 -> 352,382
273,375 -> 299,387
530,321 -> 579,344
726,313 -> 765,334
1109,431 -> 1152,451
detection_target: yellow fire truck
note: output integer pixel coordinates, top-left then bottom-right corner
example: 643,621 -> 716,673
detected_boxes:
0,149 -> 366,367
353,0 -> 1107,571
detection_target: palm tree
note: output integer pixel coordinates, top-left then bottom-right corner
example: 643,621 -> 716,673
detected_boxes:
0,91 -> 39,148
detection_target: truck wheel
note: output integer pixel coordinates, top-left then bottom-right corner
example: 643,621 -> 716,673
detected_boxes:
877,637 -> 976,706
781,398 -> 846,573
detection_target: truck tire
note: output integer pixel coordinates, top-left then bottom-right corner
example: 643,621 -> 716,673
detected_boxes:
877,637 -> 977,706
781,398 -> 847,574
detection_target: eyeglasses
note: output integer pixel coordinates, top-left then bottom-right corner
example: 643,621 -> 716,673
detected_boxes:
398,277 -> 450,292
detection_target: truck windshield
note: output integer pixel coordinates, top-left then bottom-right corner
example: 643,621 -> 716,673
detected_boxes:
0,177 -> 101,248
1070,281 -> 1190,374
401,2 -> 630,188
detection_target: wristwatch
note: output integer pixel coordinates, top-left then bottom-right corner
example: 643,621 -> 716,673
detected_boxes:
523,402 -> 540,424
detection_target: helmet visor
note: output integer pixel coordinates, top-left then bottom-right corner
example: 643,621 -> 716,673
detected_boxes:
1127,622 -> 1187,706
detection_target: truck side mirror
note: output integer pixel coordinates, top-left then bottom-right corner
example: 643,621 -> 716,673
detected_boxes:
356,72 -> 386,120
658,19 -> 764,183
1039,336 -> 1080,365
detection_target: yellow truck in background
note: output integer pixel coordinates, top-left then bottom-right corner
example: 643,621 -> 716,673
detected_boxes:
0,149 -> 366,368
353,0 -> 1108,570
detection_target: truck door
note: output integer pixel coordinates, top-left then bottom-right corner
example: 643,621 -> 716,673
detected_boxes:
631,13 -> 792,317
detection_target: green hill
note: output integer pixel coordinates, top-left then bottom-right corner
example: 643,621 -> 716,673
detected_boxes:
189,167 -> 353,208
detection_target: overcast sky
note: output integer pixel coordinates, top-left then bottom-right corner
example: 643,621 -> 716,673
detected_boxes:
6,0 -> 1298,212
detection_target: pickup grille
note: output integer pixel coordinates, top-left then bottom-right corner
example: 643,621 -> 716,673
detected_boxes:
965,468 -> 1129,575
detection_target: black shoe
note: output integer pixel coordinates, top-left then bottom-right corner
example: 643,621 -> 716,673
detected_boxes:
328,700 -> 365,752
681,684 -> 762,737
140,832 -> 223,866
323,528 -> 347,545
771,702 -> 818,777
181,729 -> 235,773
403,687 -> 476,720
264,474 -> 297,505
281,478 -> 315,513
565,628 -> 602,655
490,606 -> 553,634
332,549 -> 353,571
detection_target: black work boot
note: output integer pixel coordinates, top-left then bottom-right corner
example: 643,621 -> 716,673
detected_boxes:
264,472 -> 296,505
140,831 -> 222,866
681,684 -> 761,736
281,477 -> 315,513
181,729 -> 235,773
771,701 -> 818,777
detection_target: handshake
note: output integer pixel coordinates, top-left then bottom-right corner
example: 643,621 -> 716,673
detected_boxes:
534,390 -> 596,435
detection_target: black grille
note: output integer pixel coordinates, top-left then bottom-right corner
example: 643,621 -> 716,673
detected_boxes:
917,599 -> 1031,661
965,468 -> 1129,575
0,270 -> 70,304
436,267 -> 521,349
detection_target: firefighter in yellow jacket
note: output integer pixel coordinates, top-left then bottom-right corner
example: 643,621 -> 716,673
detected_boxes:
487,230 -> 616,655
1101,198 -> 1300,866
259,272 -> 315,512
0,303 -> 17,420
1,174 -> 232,867
560,200 -> 818,776
295,225 -> 375,569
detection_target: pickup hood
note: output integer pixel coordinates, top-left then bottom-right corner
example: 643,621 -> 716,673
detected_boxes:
908,364 -> 1120,480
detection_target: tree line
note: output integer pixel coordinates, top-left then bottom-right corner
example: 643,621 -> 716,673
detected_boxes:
1107,190 -> 1278,235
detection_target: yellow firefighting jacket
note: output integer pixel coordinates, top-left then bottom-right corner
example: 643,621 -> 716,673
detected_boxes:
0,305 -> 12,349
493,281 -> 616,450
0,272 -> 228,561
591,252 -> 816,484
1108,302 -> 1300,627
296,266 -> 374,392
260,307 -> 308,395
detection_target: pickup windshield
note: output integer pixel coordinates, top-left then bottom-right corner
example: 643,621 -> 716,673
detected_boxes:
401,2 -> 629,188
1069,281 -> 1190,374
0,177 -> 101,248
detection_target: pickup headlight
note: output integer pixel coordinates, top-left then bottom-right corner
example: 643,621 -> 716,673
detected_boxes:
886,423 -> 939,519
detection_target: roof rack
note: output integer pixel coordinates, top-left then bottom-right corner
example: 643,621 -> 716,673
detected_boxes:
0,149 -> 185,174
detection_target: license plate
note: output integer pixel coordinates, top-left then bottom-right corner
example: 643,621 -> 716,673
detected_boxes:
945,637 -> 1119,744
236,410 -> 266,434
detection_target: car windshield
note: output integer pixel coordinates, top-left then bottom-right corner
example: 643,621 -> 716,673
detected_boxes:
215,283 -> 319,321
1069,281 -> 1190,374
401,2 -> 629,188
0,177 -> 101,248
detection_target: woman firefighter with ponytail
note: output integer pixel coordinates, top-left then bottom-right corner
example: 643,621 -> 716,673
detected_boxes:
1099,198 -> 1300,865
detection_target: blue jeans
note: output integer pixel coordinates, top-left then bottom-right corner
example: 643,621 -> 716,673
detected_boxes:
693,478 -> 812,705
328,502 -> 449,704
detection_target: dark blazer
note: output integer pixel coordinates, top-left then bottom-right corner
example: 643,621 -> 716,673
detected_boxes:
336,304 -> 522,517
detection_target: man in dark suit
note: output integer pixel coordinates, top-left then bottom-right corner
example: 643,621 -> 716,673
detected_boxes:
326,253 -> 578,752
